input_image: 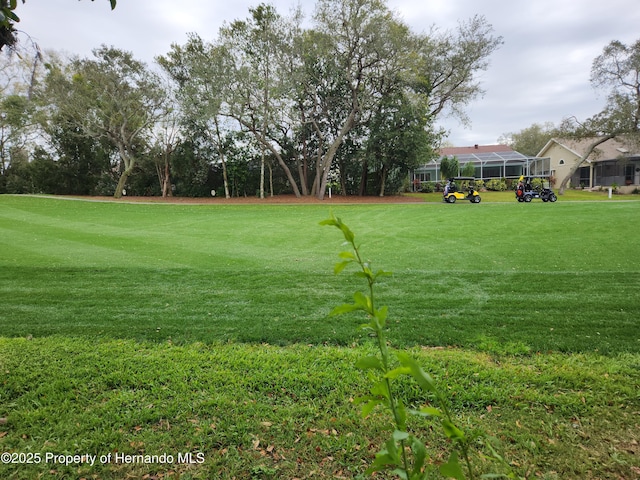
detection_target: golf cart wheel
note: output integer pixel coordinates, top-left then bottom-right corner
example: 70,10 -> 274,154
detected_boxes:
447,195 -> 456,203
549,194 -> 557,202
524,195 -> 532,202
471,195 -> 481,203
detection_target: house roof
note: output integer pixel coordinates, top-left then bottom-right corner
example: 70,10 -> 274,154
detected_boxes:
440,144 -> 514,156
538,137 -> 640,161
439,144 -> 536,164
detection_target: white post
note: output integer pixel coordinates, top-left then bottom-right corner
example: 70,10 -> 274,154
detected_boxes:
608,187 -> 612,199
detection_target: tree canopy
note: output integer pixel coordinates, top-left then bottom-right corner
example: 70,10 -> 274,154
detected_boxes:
555,38 -> 640,194
2,0 -> 503,198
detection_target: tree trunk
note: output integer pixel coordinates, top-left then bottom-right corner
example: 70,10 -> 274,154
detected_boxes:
260,150 -> 265,199
359,158 -> 368,196
316,109 -> 357,200
213,118 -> 230,198
113,147 -> 135,199
378,164 -> 388,197
558,135 -> 615,194
239,119 -> 302,197
297,105 -> 310,196
162,161 -> 172,197
114,167 -> 133,199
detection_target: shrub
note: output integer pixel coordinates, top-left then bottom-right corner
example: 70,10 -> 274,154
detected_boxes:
422,181 -> 436,193
485,179 -> 507,191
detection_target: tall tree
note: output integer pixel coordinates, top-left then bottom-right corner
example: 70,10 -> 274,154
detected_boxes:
311,0 -> 411,199
218,5 -> 302,197
558,38 -> 640,194
439,156 -> 459,180
42,46 -> 166,197
159,34 -> 238,198
0,94 -> 32,175
364,87 -> 437,196
409,15 -> 503,124
498,121 -> 558,156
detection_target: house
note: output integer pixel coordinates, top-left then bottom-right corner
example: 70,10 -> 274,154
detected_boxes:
411,144 -> 549,189
537,137 -> 640,192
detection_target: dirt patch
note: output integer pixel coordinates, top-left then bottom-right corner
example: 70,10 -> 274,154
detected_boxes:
65,194 -> 425,205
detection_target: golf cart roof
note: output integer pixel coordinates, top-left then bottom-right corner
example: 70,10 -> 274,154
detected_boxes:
448,177 -> 476,181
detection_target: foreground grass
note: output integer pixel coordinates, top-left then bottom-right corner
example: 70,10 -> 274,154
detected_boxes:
1,337 -> 638,479
1,195 -> 639,478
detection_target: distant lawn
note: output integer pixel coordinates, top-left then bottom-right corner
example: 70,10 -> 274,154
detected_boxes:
408,188 -> 640,203
1,195 -> 638,353
1,195 -> 639,479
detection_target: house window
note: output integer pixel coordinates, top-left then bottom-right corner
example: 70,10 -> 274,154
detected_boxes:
559,159 -> 565,165
579,167 -> 590,187
625,164 -> 634,184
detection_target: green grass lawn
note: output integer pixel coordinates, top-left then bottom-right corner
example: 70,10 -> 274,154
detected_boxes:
1,195 -> 639,479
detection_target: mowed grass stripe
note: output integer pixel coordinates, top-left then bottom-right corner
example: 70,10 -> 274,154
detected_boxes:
1,195 -> 639,353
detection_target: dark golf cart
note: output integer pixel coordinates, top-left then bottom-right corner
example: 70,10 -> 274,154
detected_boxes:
515,176 -> 557,203
443,177 -> 481,203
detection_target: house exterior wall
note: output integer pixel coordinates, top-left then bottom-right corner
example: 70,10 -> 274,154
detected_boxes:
540,137 -> 640,189
543,143 -> 579,186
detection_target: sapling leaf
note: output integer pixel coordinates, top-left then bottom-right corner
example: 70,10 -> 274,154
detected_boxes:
395,399 -> 408,431
329,303 -> 361,316
411,436 -> 428,478
359,322 -> 375,332
356,355 -> 385,371
375,269 -> 393,279
358,398 -> 383,418
340,224 -> 355,243
375,305 -> 388,325
411,406 -> 442,417
385,366 -> 411,380
439,451 -> 466,480
318,218 -> 338,227
354,270 -> 375,281
338,251 -> 356,260
393,429 -> 410,441
396,352 -> 438,394
333,260 -> 351,275
370,378 -> 391,400
442,419 -> 466,442
353,291 -> 372,311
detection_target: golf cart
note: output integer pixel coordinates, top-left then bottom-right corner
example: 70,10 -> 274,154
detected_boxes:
515,175 -> 557,203
443,177 -> 481,203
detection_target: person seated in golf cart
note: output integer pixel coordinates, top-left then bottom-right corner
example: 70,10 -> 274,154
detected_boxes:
443,180 -> 458,197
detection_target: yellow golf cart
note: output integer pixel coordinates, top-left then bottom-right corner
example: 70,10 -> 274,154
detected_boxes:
443,177 -> 481,203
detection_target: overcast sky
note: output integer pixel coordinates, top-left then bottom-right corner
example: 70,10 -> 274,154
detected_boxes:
12,0 -> 640,146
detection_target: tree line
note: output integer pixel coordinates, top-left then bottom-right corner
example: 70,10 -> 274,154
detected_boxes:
0,0 -> 503,199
